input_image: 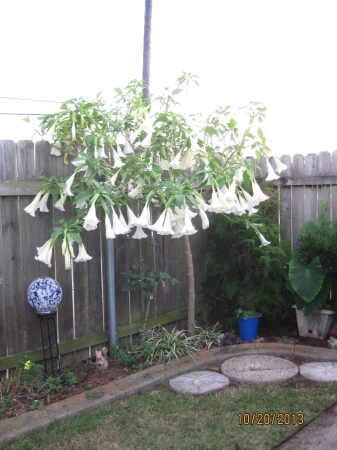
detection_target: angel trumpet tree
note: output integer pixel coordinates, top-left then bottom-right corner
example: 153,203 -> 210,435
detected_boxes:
24,74 -> 286,334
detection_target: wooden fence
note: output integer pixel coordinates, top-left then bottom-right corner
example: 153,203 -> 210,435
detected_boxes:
1,141 -> 337,371
0,140 -> 206,371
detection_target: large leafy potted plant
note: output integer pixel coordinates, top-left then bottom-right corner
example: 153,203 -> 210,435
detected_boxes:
288,201 -> 337,338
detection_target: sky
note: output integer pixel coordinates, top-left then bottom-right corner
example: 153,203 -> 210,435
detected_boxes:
0,0 -> 336,157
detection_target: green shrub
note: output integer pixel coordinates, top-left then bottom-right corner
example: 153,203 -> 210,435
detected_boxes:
202,188 -> 293,329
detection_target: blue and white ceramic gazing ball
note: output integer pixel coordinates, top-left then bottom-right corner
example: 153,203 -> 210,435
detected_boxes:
27,277 -> 63,314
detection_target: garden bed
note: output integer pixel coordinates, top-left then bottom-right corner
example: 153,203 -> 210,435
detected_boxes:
0,327 -> 333,422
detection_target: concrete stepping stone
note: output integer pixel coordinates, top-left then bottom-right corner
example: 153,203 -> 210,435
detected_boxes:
221,355 -> 298,384
300,361 -> 337,382
169,371 -> 230,395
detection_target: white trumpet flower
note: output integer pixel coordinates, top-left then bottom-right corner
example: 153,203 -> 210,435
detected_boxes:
105,214 -> 116,239
63,173 -> 75,197
199,208 -> 209,229
273,156 -> 287,173
139,131 -> 153,148
71,122 -> 76,141
128,183 -> 143,199
181,208 -> 197,235
83,203 -> 100,231
112,149 -> 124,168
158,158 -> 169,170
50,147 -> 61,156
132,225 -> 148,239
157,209 -> 174,235
169,151 -> 182,169
251,179 -> 269,204
74,244 -> 92,262
208,190 -> 223,213
97,146 -> 108,158
64,247 -> 72,270
119,210 -> 131,233
116,143 -> 125,158
126,205 -> 139,228
54,197 -> 66,211
257,231 -> 271,247
123,139 -> 134,155
266,160 -> 279,181
75,201 -> 87,209
137,202 -> 151,228
24,190 -> 44,216
111,208 -> 129,235
150,210 -> 167,232
180,149 -> 194,169
35,239 -> 53,267
43,124 -> 56,144
37,190 -> 50,212
171,218 -> 185,238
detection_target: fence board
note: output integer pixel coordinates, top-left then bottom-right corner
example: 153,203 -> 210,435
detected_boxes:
279,155 -> 291,242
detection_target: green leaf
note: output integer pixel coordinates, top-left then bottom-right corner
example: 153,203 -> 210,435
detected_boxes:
68,232 -> 82,246
85,135 -> 94,148
289,255 -> 325,302
175,194 -> 185,207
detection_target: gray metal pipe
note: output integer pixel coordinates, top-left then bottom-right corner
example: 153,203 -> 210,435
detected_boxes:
106,206 -> 117,352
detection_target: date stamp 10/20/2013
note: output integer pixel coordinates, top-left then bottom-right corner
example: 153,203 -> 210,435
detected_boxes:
237,413 -> 304,426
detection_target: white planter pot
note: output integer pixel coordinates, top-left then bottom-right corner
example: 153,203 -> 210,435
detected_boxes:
292,305 -> 337,339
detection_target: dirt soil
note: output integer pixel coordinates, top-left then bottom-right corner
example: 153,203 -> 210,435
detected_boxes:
0,327 -> 332,422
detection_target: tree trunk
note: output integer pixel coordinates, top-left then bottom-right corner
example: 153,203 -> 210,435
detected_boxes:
183,235 -> 195,334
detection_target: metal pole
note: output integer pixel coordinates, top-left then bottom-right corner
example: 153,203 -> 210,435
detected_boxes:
106,205 -> 117,351
142,0 -> 152,100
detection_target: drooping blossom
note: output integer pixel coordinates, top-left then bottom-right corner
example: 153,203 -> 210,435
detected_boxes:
109,169 -> 120,186
63,173 -> 76,197
137,202 -> 151,228
112,149 -> 124,169
71,122 -> 76,141
180,149 -> 194,169
83,203 -> 100,231
74,244 -> 92,262
54,197 -> 66,211
158,158 -> 169,170
126,205 -> 139,228
43,124 -> 56,144
128,183 -> 143,199
139,131 -> 153,148
208,190 -> 223,213
75,201 -> 87,209
220,181 -> 237,202
35,239 -> 53,267
24,190 -> 44,217
105,214 -> 116,239
265,160 -> 279,181
171,218 -> 185,238
257,231 -> 271,247
273,156 -> 287,174
131,225 -> 148,239
123,138 -> 134,155
116,144 -> 125,158
64,246 -> 72,270
97,144 -> 108,158
111,208 -> 130,235
50,147 -> 61,156
251,179 -> 269,205
119,210 -> 131,233
157,209 -> 174,235
169,151 -> 182,169
37,190 -> 50,212
181,207 -> 197,235
199,208 -> 209,229
150,210 -> 167,233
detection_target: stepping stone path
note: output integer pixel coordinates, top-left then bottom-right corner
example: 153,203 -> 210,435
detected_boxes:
221,355 -> 298,384
300,361 -> 337,382
169,371 -> 230,395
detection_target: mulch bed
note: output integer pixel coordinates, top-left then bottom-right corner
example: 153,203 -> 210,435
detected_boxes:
0,328 -> 333,422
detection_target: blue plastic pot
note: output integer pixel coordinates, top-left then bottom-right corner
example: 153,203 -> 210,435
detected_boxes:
238,315 -> 260,340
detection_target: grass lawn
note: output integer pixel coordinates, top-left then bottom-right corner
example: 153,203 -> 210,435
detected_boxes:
4,372 -> 337,450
